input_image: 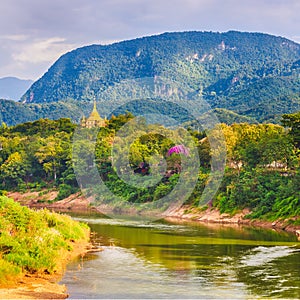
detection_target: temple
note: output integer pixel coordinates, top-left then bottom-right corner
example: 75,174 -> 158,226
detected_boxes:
80,100 -> 106,128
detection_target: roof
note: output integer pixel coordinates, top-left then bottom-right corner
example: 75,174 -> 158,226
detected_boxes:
87,101 -> 103,122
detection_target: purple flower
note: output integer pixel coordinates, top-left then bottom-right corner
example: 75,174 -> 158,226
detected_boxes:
167,144 -> 189,156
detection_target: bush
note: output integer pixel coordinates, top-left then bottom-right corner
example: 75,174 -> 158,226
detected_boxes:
0,196 -> 89,283
0,190 -> 7,196
0,259 -> 21,284
56,184 -> 78,200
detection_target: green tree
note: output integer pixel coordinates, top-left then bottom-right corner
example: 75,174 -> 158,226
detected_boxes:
282,111 -> 300,148
0,152 -> 30,187
35,134 -> 70,182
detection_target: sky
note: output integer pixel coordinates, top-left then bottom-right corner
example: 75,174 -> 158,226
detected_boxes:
0,0 -> 300,80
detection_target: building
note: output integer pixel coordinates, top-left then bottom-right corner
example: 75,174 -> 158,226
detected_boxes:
80,100 -> 106,128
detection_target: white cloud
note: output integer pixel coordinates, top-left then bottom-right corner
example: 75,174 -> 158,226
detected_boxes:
0,36 -> 80,79
0,35 -> 29,41
0,0 -> 300,79
12,37 -> 78,64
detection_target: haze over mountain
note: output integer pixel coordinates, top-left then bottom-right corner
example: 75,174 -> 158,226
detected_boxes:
0,77 -> 33,101
1,31 -> 300,126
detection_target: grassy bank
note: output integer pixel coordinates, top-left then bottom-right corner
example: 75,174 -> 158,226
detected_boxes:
0,196 -> 90,286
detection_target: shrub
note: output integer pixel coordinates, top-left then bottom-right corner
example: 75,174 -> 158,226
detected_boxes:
56,184 -> 78,200
0,196 -> 89,284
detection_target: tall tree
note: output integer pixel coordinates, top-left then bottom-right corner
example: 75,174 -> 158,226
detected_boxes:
282,111 -> 300,148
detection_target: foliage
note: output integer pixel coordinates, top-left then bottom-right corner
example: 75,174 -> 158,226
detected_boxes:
214,120 -> 300,220
0,196 -> 89,284
282,111 -> 300,148
56,184 -> 79,200
0,113 -> 299,222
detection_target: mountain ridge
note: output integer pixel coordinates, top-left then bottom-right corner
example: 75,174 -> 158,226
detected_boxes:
22,30 -> 300,102
1,31 -> 300,126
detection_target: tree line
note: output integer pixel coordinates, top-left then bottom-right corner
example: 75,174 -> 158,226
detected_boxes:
0,111 -> 299,221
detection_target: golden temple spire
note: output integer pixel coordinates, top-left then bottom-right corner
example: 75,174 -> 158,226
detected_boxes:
80,98 -> 106,128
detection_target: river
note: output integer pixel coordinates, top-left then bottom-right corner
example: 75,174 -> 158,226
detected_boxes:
60,213 -> 300,299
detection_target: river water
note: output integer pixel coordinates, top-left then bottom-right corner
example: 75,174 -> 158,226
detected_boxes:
61,214 -> 300,299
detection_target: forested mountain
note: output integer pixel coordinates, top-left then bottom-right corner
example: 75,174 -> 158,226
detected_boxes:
2,31 -> 300,126
0,77 -> 33,101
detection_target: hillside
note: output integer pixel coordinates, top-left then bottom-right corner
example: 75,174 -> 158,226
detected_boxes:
0,98 -> 90,126
0,77 -> 33,101
1,31 -> 300,126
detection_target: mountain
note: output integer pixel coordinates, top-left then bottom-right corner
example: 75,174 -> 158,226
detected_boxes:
0,77 -> 33,101
3,31 -> 300,126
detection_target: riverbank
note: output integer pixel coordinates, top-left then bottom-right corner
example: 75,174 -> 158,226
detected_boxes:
164,205 -> 300,237
7,190 -> 92,212
2,191 -> 300,299
8,190 -> 300,237
0,239 -> 96,299
0,240 -> 90,299
0,196 -> 94,299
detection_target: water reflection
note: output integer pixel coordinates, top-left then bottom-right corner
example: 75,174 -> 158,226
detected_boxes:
237,246 -> 300,298
61,215 -> 300,299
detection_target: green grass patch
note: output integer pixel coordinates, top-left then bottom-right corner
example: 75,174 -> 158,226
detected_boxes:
0,196 -> 89,284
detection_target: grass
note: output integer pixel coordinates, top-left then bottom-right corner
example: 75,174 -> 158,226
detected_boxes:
0,196 -> 89,285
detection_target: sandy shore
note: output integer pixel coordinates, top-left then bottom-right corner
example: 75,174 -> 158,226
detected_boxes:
0,275 -> 68,299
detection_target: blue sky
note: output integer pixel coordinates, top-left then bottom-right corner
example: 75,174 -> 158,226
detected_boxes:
0,0 -> 299,80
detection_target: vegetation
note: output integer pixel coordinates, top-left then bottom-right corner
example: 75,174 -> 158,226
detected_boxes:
1,31 -> 300,126
215,119 -> 300,220
282,111 -> 300,148
0,98 -> 88,127
0,111 -> 299,222
0,196 -> 89,284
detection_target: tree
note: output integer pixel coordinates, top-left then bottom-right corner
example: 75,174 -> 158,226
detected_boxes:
34,134 -> 70,182
0,151 -> 30,187
282,111 -> 300,148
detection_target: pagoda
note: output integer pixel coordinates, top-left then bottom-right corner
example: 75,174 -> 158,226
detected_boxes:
80,100 -> 106,128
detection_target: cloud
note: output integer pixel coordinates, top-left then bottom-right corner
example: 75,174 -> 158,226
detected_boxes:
0,35 -> 79,79
0,0 -> 299,79
12,37 -> 78,63
0,35 -> 28,41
